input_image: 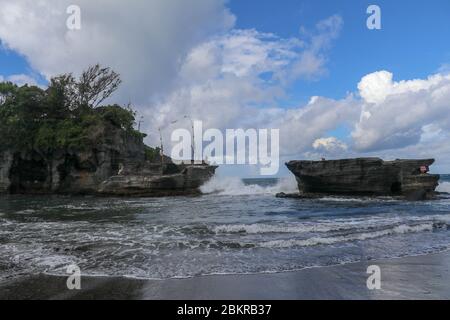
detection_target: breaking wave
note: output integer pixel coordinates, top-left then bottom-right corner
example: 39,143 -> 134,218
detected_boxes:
438,182 -> 450,193
200,176 -> 298,196
211,213 -> 450,235
259,223 -> 438,248
201,177 -> 450,197
2,182 -> 450,280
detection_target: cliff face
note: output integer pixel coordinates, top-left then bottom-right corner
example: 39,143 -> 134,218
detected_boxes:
0,65 -> 216,196
0,152 -> 13,193
0,127 -> 145,195
0,125 -> 217,196
98,164 -> 217,196
286,158 -> 440,200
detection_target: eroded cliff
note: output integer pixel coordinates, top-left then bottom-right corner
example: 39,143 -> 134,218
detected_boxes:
286,158 -> 440,200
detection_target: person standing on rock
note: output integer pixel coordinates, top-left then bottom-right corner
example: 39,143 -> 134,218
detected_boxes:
118,163 -> 125,176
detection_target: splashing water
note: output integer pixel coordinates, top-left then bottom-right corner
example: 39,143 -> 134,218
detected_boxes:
200,176 -> 298,195
438,182 -> 450,193
1,177 -> 450,280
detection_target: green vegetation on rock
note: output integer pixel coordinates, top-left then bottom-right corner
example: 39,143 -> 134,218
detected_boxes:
0,65 -> 154,155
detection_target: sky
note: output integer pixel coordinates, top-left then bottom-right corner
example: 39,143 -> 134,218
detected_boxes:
1,0 -> 450,176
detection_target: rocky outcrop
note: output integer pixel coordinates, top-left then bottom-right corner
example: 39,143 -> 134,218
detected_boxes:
98,164 -> 217,196
0,127 -> 216,196
286,158 -> 440,200
0,151 -> 13,193
0,127 -> 143,195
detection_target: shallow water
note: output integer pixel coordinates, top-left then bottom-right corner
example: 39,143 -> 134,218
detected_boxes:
1,175 -> 450,280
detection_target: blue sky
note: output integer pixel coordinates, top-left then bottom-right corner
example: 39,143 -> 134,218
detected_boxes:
229,0 -> 450,103
1,0 -> 450,176
0,49 -> 26,75
0,46 -> 45,84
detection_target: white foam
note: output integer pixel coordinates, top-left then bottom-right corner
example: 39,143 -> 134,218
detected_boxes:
437,182 -> 450,193
212,223 -> 333,234
317,196 -> 398,203
49,204 -> 108,210
212,214 -> 450,236
16,209 -> 36,214
200,176 -> 298,196
259,223 -> 435,248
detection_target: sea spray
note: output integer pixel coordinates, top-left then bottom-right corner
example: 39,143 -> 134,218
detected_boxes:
200,176 -> 298,196
437,182 -> 450,193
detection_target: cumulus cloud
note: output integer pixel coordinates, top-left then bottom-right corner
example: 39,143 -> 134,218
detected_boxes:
358,70 -> 447,104
145,15 -> 345,151
3,2 -> 448,171
353,71 -> 450,152
313,137 -> 348,152
0,0 -> 235,104
0,2 -> 344,157
263,95 -> 359,157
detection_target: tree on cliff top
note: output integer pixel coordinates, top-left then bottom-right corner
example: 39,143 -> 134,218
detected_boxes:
78,64 -> 122,108
47,64 -> 122,112
0,65 -> 144,154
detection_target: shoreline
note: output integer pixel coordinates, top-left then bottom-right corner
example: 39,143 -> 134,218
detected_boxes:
2,250 -> 450,300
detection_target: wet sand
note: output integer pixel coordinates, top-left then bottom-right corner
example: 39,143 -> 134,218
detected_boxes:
1,251 -> 450,300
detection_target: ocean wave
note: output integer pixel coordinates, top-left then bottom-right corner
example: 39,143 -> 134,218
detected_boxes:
15,209 -> 37,215
259,223 -> 437,248
45,204 -> 109,211
317,196 -> 397,203
200,176 -> 298,196
211,214 -> 450,235
211,221 -> 381,234
1,217 -> 449,280
212,223 -> 330,234
0,242 -> 78,281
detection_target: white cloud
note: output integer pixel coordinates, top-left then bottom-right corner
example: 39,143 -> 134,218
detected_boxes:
144,15 -> 344,152
263,95 -> 359,157
0,73 -> 40,86
353,71 -> 450,152
6,74 -> 38,86
0,2 -> 344,157
358,70 -> 447,104
313,137 -> 348,152
0,0 -> 235,104
289,15 -> 343,81
5,3 -> 449,171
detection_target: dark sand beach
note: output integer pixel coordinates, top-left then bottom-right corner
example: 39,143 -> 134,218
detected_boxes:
1,251 -> 450,300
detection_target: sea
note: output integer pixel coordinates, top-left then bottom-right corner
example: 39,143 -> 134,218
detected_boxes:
1,175 -> 450,281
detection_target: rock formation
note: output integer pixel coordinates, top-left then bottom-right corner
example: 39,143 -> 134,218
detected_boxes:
285,158 -> 440,200
0,127 -> 216,196
98,164 -> 217,196
0,65 -> 217,196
